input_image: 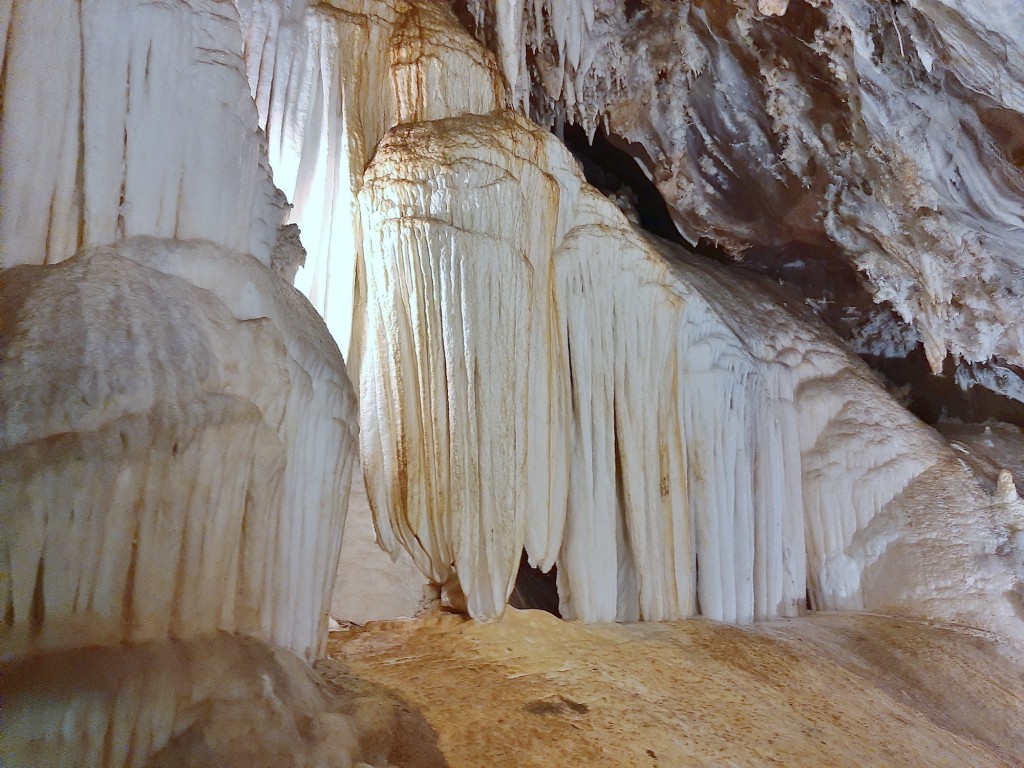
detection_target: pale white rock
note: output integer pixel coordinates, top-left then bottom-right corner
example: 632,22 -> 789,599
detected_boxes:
356,109 -> 1023,637
234,0 -> 506,355
0,0 -> 285,269
0,237 -> 358,661
996,469 -> 1019,505
758,0 -> 789,17
358,113 -> 572,620
271,222 -> 307,283
936,421 -> 1024,540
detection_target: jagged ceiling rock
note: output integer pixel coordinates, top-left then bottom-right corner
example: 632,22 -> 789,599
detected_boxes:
456,0 -> 1024,386
357,108 -> 1024,635
0,237 -> 358,661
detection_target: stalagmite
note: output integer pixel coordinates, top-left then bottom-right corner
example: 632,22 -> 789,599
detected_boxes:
1,237 -> 357,660
0,236 -> 376,765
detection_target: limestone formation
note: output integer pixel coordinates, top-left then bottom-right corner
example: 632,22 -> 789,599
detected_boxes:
1,237 -> 357,660
0,2 -> 375,765
357,108 -> 1024,632
0,0 -> 284,269
5,0 -> 1024,765
235,0 -> 506,354
229,0 -> 1024,636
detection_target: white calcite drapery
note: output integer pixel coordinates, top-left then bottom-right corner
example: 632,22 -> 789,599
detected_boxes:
232,0 -> 1024,635
0,237 -> 357,661
0,0 -> 285,270
234,0 -> 506,355
0,1 -> 372,764
357,109 -> 1024,635
0,0 -> 359,662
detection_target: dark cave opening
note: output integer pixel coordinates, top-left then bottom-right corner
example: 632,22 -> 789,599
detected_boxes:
560,123 -> 690,248
509,552 -> 561,617
560,121 -> 736,269
867,352 -> 1024,428
623,0 -> 644,21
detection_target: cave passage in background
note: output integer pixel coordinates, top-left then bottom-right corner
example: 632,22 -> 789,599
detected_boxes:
560,123 -> 691,248
509,553 -> 561,617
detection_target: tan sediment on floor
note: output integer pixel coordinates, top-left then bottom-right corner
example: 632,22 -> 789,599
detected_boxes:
330,609 -> 1024,767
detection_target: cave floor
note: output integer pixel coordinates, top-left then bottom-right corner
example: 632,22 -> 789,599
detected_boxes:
326,609 -> 1024,767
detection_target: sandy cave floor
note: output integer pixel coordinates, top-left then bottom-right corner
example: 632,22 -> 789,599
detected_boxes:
324,609 -> 1024,767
